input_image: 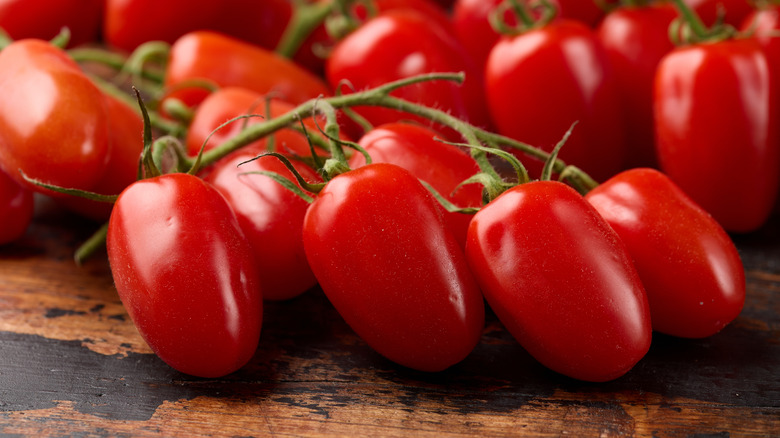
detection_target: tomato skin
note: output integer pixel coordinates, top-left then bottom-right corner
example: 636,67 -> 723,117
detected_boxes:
465,180 -> 651,382
206,153 -> 321,301
742,7 -> 780,82
0,39 -> 110,194
349,123 -> 482,249
107,173 -> 263,377
104,0 -> 291,53
683,0 -> 754,27
585,168 -> 745,338
302,163 -> 485,372
164,31 -> 330,110
58,94 -> 144,221
654,39 -> 780,233
325,10 -> 491,134
485,20 -> 625,182
596,4 -> 678,169
0,0 -> 103,47
0,167 -> 34,245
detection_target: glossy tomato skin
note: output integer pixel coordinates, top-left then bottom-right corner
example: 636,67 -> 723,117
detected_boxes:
485,19 -> 625,182
164,31 -> 330,110
326,10 -> 492,134
0,0 -> 103,47
0,39 -> 110,194
104,0 -> 291,53
0,167 -> 34,245
586,168 -> 746,338
596,4 -> 678,169
654,39 -> 780,233
466,181 -> 651,382
59,94 -> 144,221
303,163 -> 485,372
107,173 -> 263,377
349,123 -> 482,249
206,153 -> 321,301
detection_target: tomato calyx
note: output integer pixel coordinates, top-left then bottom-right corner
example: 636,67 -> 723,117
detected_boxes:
490,0 -> 558,35
670,0 -> 737,44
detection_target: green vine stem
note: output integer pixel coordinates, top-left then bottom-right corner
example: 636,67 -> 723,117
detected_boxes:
275,0 -> 335,59
670,0 -> 736,44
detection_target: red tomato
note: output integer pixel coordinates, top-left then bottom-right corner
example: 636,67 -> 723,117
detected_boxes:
557,0 -> 605,27
104,0 -> 291,53
0,167 -> 34,244
654,38 -> 780,233
107,173 -> 263,377
349,123 -> 482,249
465,180 -> 651,382
586,168 -> 746,338
326,10 -> 492,135
741,6 -> 780,81
485,19 -> 626,182
164,31 -> 330,110
185,87 -> 328,160
683,0 -> 754,27
206,153 -> 321,301
59,94 -> 144,221
303,163 -> 485,372
0,39 -> 110,194
596,3 -> 678,169
0,0 -> 102,47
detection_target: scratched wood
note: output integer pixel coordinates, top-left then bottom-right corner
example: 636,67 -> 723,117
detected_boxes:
0,196 -> 778,437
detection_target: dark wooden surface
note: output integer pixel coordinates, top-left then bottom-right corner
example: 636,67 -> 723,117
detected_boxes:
0,196 -> 778,437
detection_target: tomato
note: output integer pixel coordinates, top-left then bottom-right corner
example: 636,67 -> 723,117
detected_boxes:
557,0 -> 605,27
164,31 -> 330,110
325,10 -> 492,136
185,87 -> 328,160
0,0 -> 102,47
302,163 -> 485,372
104,0 -> 291,53
742,6 -> 780,81
58,94 -> 144,221
465,180 -> 651,382
0,39 -> 110,194
107,173 -> 262,377
683,0 -> 754,27
0,167 -> 34,245
585,168 -> 746,338
206,153 -> 321,301
485,19 -> 625,182
596,3 -> 678,169
654,38 -> 779,233
349,123 -> 482,249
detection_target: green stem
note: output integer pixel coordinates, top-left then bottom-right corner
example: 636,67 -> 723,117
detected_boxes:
74,222 -> 109,266
276,0 -> 334,59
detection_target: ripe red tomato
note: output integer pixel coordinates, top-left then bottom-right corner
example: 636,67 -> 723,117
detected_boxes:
596,3 -> 678,169
185,87 -> 327,160
303,163 -> 485,372
485,19 -> 626,182
654,38 -> 780,233
107,173 -> 263,377
58,94 -> 144,221
206,153 -> 321,301
585,168 -> 746,338
0,39 -> 110,194
103,0 -> 291,53
465,180 -> 652,382
683,0 -> 754,27
349,123 -> 482,249
741,6 -> 780,80
0,0 -> 103,47
557,0 -> 605,27
325,9 -> 492,135
0,167 -> 34,245
164,31 -> 330,110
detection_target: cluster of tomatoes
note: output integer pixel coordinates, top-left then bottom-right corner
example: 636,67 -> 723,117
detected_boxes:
0,0 -> 773,382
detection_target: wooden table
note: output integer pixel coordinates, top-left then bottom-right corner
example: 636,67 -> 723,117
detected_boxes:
1,197 -> 778,437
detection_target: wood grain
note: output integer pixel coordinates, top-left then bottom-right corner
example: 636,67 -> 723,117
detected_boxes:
0,197 -> 777,437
